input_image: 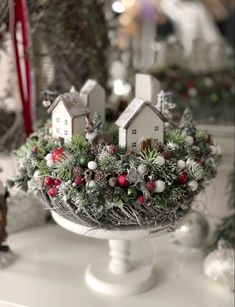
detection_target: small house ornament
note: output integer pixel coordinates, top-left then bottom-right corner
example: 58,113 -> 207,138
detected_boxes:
135,74 -> 160,105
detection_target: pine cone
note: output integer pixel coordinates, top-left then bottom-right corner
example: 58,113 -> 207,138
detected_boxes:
94,170 -> 107,182
103,187 -> 114,199
90,144 -> 103,158
73,166 -> 84,177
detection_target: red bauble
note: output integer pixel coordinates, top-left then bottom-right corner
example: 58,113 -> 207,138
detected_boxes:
146,181 -> 156,192
43,176 -> 54,187
177,171 -> 189,184
138,195 -> 146,205
117,173 -> 130,188
52,148 -> 64,162
48,187 -> 58,197
54,179 -> 61,186
74,176 -> 83,186
162,151 -> 170,160
107,145 -> 117,154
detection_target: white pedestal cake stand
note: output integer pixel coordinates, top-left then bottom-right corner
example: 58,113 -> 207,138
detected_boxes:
52,211 -> 177,296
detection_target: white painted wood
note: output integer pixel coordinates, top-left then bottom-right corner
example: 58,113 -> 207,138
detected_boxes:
80,80 -> 105,123
52,101 -> 72,142
109,240 -> 131,274
73,114 -> 86,138
135,74 -> 160,105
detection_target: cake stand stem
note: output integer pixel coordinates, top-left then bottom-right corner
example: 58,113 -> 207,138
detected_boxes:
109,240 -> 131,274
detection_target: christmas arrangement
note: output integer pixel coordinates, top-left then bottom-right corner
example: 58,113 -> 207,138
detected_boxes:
8,75 -> 221,231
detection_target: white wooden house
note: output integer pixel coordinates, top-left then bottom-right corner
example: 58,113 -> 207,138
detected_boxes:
135,74 -> 160,105
48,92 -> 89,143
80,79 -> 105,123
115,97 -> 166,152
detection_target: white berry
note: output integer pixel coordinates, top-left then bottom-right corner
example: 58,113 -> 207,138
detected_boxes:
177,160 -> 186,169
155,180 -> 165,193
188,180 -> 198,191
87,180 -> 97,189
45,153 -> 52,160
46,159 -> 54,168
156,156 -> 165,166
88,161 -> 97,170
185,136 -> 194,146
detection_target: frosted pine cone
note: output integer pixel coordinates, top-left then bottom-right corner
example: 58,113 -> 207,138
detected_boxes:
94,170 -> 107,182
73,166 -> 84,177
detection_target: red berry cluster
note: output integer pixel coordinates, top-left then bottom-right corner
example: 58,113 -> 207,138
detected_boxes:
43,176 -> 61,197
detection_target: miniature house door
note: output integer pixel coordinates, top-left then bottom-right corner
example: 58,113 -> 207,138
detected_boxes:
140,139 -> 151,151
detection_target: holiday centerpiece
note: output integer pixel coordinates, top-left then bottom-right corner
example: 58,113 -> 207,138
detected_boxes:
8,74 -> 221,230
8,74 -> 221,295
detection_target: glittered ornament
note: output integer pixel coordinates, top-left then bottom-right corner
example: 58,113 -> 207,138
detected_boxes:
204,241 -> 235,291
108,177 -> 117,187
52,148 -> 64,162
127,186 -> 138,199
78,154 -> 89,167
146,181 -> 156,192
177,171 -> 188,184
43,177 -> 54,187
48,187 -> 58,197
137,195 -> 146,205
174,211 -> 209,248
117,173 -> 130,188
188,180 -> 198,192
177,160 -> 186,169
138,164 -> 148,175
88,161 -> 97,170
45,153 -> 52,161
185,136 -> 194,146
155,180 -> 165,193
156,155 -> 165,166
54,179 -> 61,187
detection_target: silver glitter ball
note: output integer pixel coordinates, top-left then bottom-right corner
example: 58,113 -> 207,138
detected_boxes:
174,211 -> 209,248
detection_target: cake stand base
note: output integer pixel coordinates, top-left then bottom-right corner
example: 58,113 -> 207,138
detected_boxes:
86,258 -> 155,296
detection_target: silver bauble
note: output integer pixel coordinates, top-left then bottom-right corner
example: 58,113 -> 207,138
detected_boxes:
137,164 -> 148,175
204,241 -> 235,291
174,211 -> 209,248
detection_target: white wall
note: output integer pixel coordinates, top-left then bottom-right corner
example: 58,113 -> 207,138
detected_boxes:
52,101 -> 72,142
73,115 -> 86,138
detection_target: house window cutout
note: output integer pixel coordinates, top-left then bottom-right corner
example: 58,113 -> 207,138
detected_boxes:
64,130 -> 68,136
56,128 -> 60,133
132,142 -> 137,148
56,118 -> 60,123
132,129 -> 137,134
154,126 -> 159,131
64,119 -> 68,125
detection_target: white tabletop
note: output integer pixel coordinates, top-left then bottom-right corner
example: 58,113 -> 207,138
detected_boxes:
0,224 -> 233,307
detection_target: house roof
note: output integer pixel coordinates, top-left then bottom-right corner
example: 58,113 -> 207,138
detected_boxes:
80,79 -> 104,97
48,92 -> 89,117
115,97 -> 167,129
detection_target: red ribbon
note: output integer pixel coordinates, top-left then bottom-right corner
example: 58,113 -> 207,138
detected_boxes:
10,0 -> 34,136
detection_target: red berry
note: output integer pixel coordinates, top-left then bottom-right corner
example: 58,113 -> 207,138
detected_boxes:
197,158 -> 204,166
74,176 -> 83,186
43,177 -> 55,187
107,145 -> 117,154
48,187 -> 58,197
52,148 -> 64,162
146,181 -> 156,192
117,173 -> 130,188
162,151 -> 170,160
138,195 -> 146,205
177,171 -> 189,184
54,179 -> 61,186
32,146 -> 38,154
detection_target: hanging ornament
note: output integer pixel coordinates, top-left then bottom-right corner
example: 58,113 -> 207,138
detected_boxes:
188,180 -> 198,192
117,173 -> 130,188
174,211 -> 209,248
204,240 -> 235,291
177,160 -> 186,169
87,161 -> 97,171
155,180 -> 165,193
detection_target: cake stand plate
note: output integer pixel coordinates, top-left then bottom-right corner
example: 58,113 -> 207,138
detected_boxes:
52,211 -> 178,296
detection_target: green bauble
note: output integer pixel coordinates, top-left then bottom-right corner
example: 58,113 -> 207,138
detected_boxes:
127,186 -> 138,199
78,154 -> 89,167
